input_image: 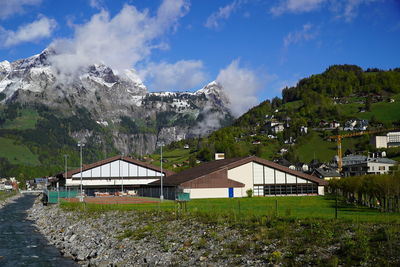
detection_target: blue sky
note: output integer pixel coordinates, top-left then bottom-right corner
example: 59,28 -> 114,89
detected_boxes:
0,0 -> 399,115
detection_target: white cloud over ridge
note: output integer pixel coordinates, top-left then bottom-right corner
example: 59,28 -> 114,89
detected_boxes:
205,0 -> 242,29
1,16 -> 56,47
49,0 -> 190,78
141,60 -> 207,91
0,0 -> 42,20
216,59 -> 261,117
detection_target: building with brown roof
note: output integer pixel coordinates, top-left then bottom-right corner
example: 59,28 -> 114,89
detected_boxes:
63,155 -> 174,196
141,156 -> 327,200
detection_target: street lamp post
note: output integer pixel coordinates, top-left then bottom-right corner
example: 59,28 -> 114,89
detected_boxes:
64,154 -> 68,198
159,143 -> 164,201
78,142 -> 85,202
120,154 -> 124,195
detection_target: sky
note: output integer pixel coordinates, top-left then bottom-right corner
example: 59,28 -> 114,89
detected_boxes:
0,0 -> 399,116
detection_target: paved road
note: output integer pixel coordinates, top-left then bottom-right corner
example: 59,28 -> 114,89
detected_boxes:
0,194 -> 77,267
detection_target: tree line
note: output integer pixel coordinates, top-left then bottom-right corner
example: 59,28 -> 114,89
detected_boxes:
329,170 -> 400,212
282,65 -> 400,103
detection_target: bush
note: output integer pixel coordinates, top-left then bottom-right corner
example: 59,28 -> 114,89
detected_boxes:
246,188 -> 253,198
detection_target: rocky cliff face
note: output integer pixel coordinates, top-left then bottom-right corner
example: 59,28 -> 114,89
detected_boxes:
0,49 -> 233,155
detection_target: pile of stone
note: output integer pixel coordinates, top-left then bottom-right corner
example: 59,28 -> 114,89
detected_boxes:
27,200 -> 275,266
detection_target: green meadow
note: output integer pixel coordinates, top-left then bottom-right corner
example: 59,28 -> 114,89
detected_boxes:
0,191 -> 16,202
60,195 -> 400,223
0,137 -> 40,165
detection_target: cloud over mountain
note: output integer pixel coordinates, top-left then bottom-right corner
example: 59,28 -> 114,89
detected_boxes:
49,0 -> 189,78
216,59 -> 262,117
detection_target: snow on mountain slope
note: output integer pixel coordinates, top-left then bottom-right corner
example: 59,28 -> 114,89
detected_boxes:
0,49 -> 234,154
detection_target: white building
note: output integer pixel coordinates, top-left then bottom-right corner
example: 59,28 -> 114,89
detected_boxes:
372,132 -> 400,148
342,155 -> 397,176
144,156 -> 327,199
64,155 -> 174,196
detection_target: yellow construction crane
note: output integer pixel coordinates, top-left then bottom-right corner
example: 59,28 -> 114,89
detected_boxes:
328,128 -> 398,171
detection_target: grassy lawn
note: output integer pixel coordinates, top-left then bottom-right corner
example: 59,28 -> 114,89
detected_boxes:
0,191 -> 16,202
358,100 -> 400,123
294,131 -> 337,162
1,109 -> 40,130
294,131 -> 370,163
151,148 -> 191,169
60,195 -> 400,223
0,137 -> 40,165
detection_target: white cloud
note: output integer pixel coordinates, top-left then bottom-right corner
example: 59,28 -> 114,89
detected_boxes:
49,0 -> 189,77
271,0 -> 326,16
0,0 -> 42,20
271,0 -> 379,22
89,0 -> 103,10
1,16 -> 56,47
140,60 -> 207,91
283,23 -> 317,49
333,0 -> 380,22
216,59 -> 261,116
205,0 -> 242,29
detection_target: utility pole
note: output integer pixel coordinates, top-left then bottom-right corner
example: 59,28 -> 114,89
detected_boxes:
78,142 -> 85,202
120,154 -> 124,194
159,142 -> 164,201
64,154 -> 68,197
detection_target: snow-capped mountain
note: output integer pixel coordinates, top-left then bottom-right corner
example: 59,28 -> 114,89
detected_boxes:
0,49 -> 232,155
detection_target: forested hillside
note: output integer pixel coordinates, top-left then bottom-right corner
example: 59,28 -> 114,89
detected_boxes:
153,65 -> 400,170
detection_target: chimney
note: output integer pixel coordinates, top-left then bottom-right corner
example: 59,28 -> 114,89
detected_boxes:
215,153 -> 225,160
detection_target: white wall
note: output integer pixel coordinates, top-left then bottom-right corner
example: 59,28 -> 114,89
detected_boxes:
184,188 -> 244,199
66,178 -> 158,187
264,166 -> 274,184
318,186 -> 325,195
228,162 -> 253,192
72,160 -> 164,178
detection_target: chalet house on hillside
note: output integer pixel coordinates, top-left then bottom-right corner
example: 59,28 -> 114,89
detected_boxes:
140,156 -> 327,200
312,167 -> 341,180
266,120 -> 285,134
329,121 -> 340,129
344,119 -> 369,131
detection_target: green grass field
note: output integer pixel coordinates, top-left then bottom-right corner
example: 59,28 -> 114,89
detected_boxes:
150,148 -> 191,169
0,191 -> 16,202
61,195 -> 400,223
358,100 -> 400,123
0,137 -> 40,165
1,109 -> 40,130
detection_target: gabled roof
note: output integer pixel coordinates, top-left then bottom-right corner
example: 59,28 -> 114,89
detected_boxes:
65,155 -> 175,178
151,156 -> 327,187
313,167 -> 341,178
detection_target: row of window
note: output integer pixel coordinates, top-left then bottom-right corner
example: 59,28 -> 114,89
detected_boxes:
254,184 -> 318,196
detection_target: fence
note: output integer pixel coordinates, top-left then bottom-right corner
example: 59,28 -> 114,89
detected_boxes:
46,190 -> 80,204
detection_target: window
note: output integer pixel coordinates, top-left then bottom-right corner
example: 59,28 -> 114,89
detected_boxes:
253,186 -> 263,196
379,166 -> 386,171
263,184 -> 317,195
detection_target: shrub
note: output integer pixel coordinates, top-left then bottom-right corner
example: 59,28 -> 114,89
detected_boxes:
246,188 -> 253,198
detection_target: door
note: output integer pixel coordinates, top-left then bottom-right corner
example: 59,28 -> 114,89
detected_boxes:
228,187 -> 234,198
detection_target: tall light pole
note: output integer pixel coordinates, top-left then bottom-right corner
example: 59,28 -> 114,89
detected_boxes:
120,154 -> 124,194
64,154 -> 68,197
159,142 -> 164,201
78,142 -> 85,202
